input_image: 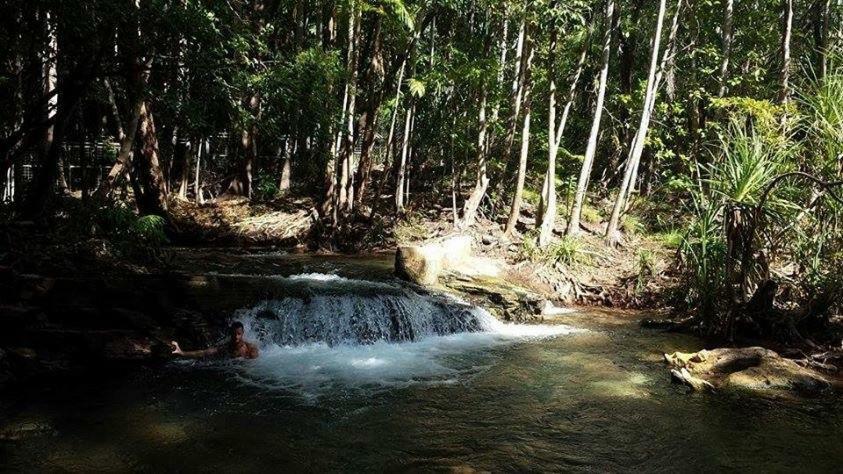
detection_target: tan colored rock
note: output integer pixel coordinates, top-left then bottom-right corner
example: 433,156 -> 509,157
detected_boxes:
395,235 -> 472,285
395,245 -> 442,285
664,346 -> 831,394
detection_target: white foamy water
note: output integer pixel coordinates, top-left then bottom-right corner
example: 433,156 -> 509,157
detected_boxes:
222,274 -> 582,397
238,320 -> 579,398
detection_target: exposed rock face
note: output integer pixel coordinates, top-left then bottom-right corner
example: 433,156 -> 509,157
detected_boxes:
395,245 -> 442,285
395,235 -> 472,285
441,274 -> 547,322
665,347 -> 832,394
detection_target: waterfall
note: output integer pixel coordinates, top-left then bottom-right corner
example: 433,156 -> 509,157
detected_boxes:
236,275 -> 497,347
224,273 -> 580,395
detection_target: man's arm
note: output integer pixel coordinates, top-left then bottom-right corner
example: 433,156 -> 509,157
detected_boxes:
245,342 -> 259,359
171,341 -> 220,359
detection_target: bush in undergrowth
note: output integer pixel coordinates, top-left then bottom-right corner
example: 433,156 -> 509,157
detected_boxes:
393,213 -> 431,244
92,203 -> 170,263
519,233 -> 591,268
679,66 -> 843,335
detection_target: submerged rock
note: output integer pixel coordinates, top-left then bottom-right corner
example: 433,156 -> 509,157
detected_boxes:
0,420 -> 57,441
664,347 -> 832,394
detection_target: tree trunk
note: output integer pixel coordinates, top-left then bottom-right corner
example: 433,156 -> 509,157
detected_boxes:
134,101 -> 168,216
605,0 -> 679,246
779,0 -> 793,105
352,15 -> 384,209
505,40 -> 534,236
818,0 -> 831,80
460,31 -> 493,229
498,15 -> 528,186
461,87 -> 489,229
176,139 -> 191,200
43,11 -> 66,195
717,0 -> 734,98
567,0 -> 616,237
194,137 -> 205,204
237,94 -> 259,199
538,22 -> 588,247
279,139 -> 292,193
96,101 -> 141,200
395,100 -> 414,213
338,0 -> 361,213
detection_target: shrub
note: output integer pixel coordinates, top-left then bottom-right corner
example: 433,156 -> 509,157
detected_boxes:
393,213 -> 430,244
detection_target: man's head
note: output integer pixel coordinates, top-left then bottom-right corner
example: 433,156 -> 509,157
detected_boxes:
230,321 -> 245,343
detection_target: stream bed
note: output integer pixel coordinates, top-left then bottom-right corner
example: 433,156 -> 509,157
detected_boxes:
1,251 -> 841,472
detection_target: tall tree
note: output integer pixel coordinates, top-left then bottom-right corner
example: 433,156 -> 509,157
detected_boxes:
537,18 -> 590,248
567,0 -> 615,237
605,0 -> 682,246
717,0 -> 734,97
505,34 -> 534,236
460,28 -> 492,229
779,0 -> 793,104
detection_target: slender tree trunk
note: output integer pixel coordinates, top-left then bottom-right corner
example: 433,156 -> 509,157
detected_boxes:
606,0 -> 679,246
567,0 -> 616,237
485,15 -> 508,157
505,40 -> 534,236
237,94 -> 259,199
818,0 -> 831,80
779,0 -> 793,105
194,137 -> 205,204
338,1 -> 361,213
352,16 -> 385,208
279,139 -> 292,193
176,140 -> 191,200
499,15 -> 527,185
42,11 -> 66,195
395,100 -> 414,213
461,87 -> 489,228
97,101 -> 141,200
368,58 -> 406,217
717,0 -> 734,98
538,23 -> 589,247
460,31 -> 493,229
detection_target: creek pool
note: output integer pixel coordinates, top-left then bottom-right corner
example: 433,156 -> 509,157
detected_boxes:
1,252 -> 841,472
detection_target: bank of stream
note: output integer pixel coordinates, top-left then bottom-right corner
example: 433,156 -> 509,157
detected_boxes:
1,251 -> 842,472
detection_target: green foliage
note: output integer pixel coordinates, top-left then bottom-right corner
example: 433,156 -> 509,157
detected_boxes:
707,119 -> 790,207
800,63 -> 843,177
580,204 -> 602,224
253,171 -> 280,201
519,233 -> 591,267
635,248 -> 657,294
548,237 -> 590,266
620,214 -> 645,235
680,197 -> 727,319
654,230 -> 683,249
134,215 -> 168,247
393,213 -> 431,244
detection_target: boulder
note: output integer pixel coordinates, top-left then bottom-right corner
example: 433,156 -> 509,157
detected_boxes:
395,235 -> 472,285
664,347 -> 832,394
395,245 -> 442,285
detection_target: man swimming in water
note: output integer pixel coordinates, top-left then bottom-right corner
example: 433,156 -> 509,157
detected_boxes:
171,321 -> 259,359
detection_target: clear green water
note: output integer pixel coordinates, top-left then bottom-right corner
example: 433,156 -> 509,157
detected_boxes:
1,253 -> 841,472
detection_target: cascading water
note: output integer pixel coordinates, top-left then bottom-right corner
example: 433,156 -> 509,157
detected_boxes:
226,273 -> 580,397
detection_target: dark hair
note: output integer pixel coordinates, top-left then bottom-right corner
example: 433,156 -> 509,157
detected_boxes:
230,321 -> 244,331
